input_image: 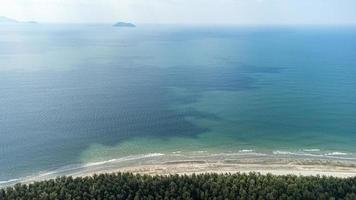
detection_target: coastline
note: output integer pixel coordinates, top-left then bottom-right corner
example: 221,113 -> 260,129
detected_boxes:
77,155 -> 356,178
2,152 -> 356,188
112,160 -> 356,178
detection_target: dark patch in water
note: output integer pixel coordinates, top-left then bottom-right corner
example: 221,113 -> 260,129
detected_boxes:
221,59 -> 288,74
165,65 -> 259,91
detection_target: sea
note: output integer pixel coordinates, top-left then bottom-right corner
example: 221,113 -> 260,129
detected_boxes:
0,24 -> 356,186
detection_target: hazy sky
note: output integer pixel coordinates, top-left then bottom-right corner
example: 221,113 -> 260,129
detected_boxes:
1,0 -> 356,24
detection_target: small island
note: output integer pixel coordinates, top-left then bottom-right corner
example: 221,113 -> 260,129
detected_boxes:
26,21 -> 38,24
113,22 -> 136,28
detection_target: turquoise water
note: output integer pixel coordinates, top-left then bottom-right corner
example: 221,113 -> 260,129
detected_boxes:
0,24 -> 356,184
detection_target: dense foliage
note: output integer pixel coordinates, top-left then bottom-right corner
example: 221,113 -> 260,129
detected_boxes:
1,172 -> 356,200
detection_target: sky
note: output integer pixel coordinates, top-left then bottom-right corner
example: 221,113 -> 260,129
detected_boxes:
1,0 -> 356,24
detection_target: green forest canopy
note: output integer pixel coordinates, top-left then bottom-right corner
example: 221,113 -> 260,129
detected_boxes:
1,172 -> 356,200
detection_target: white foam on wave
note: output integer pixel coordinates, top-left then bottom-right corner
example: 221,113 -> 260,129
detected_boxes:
238,149 -> 255,153
303,149 -> 321,152
325,152 -> 349,156
272,150 -> 355,160
272,150 -> 320,157
193,151 -> 207,154
84,153 -> 165,167
210,152 -> 266,157
0,178 -> 20,185
0,153 -> 165,187
273,150 -> 293,155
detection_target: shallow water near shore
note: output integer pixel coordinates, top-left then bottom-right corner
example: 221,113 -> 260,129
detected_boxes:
0,24 -> 356,186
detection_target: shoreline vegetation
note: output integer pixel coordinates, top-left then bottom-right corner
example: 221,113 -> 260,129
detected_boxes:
1,172 -> 356,199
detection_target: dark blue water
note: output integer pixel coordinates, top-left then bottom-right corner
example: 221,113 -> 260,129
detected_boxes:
0,24 -> 356,183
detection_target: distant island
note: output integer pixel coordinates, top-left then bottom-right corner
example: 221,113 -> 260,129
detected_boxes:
0,16 -> 38,24
0,16 -> 18,23
113,22 -> 136,27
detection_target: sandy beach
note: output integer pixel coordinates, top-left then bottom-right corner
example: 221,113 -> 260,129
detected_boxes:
115,163 -> 356,178
74,155 -> 356,179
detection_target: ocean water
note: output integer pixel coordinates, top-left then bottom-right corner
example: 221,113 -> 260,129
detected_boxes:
0,24 -> 356,184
